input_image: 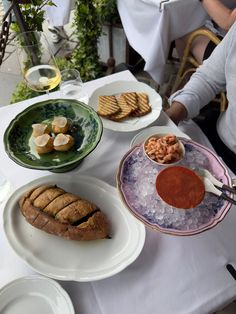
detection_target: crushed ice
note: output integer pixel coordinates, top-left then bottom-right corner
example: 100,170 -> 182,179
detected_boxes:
120,142 -> 226,231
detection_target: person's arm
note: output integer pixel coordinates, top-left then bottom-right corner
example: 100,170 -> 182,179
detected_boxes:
166,21 -> 236,124
165,102 -> 188,125
201,0 -> 236,31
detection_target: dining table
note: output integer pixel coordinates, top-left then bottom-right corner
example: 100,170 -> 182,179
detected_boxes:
117,0 -> 236,85
1,70 -> 236,314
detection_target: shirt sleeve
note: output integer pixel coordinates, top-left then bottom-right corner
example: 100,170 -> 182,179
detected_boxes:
169,22 -> 236,119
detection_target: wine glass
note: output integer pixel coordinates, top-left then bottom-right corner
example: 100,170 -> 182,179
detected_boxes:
15,31 -> 61,94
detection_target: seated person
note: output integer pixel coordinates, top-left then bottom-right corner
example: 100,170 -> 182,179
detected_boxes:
45,0 -> 73,43
165,21 -> 236,174
175,0 -> 236,64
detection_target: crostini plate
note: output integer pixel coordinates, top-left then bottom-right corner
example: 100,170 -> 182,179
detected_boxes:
0,276 -> 74,314
88,80 -> 162,132
3,174 -> 145,282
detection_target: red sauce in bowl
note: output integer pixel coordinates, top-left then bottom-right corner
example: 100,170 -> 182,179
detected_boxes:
156,166 -> 205,209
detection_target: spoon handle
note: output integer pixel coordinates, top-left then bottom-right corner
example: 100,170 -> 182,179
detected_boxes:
221,193 -> 236,206
222,184 -> 236,194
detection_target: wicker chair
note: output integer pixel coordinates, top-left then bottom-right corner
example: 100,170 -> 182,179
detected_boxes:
0,0 -> 28,67
171,27 -> 227,112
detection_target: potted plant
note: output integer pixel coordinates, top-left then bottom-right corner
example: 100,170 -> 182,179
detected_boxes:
10,0 -> 121,102
71,1 -> 103,81
11,0 -> 55,33
10,0 -> 75,103
71,0 -> 120,81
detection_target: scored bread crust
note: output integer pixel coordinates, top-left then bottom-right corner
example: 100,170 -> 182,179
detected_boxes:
19,185 -> 111,241
131,92 -> 152,117
122,92 -> 139,112
109,94 -> 132,121
97,95 -> 120,117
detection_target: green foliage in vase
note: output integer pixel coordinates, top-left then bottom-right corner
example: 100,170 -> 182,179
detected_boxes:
11,0 -> 121,99
11,0 -> 55,33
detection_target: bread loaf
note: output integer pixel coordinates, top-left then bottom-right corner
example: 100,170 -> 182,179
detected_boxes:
19,185 -> 111,241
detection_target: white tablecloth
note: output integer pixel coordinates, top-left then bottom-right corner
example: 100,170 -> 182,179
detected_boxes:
1,70 -> 236,314
117,0 -> 208,84
118,0 -> 236,85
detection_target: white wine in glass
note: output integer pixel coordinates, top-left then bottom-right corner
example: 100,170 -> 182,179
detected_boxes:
16,31 -> 61,93
24,64 -> 61,92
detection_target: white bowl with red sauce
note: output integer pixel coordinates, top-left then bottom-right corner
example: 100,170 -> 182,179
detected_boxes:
143,133 -> 185,166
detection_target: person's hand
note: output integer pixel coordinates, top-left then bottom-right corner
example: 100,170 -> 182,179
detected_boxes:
164,101 -> 188,125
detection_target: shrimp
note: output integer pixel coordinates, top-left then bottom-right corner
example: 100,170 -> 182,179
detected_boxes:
144,133 -> 182,164
167,143 -> 180,154
163,134 -> 177,145
163,154 -> 174,163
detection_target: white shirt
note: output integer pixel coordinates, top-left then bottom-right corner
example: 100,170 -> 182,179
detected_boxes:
170,21 -> 236,154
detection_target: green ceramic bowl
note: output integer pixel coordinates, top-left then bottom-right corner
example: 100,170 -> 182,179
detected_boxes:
4,99 -> 103,172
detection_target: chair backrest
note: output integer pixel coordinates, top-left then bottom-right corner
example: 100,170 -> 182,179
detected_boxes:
171,27 -> 227,112
0,0 -> 29,67
0,4 -> 12,66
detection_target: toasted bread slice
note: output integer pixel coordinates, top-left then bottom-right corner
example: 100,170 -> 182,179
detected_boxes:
97,95 -> 120,117
122,92 -> 139,112
131,92 -> 152,117
109,95 -> 132,121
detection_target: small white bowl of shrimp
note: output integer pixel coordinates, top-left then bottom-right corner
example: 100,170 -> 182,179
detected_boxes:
143,133 -> 185,166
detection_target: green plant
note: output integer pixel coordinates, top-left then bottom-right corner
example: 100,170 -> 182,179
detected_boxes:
71,1 -> 103,81
11,0 -> 55,33
95,0 -> 120,24
10,0 -> 58,103
11,0 -> 121,101
71,0 -> 120,82
10,57 -> 74,104
10,81 -> 39,104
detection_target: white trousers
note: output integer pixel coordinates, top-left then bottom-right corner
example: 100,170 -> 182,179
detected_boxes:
45,0 -> 73,27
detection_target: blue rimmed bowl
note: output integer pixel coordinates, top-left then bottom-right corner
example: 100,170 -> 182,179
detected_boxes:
4,99 -> 103,173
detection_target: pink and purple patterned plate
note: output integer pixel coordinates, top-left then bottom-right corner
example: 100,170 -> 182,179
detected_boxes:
117,138 -> 233,236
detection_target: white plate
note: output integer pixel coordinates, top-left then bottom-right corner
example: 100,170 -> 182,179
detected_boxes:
88,80 -> 162,132
130,126 -> 191,147
3,175 -> 145,282
0,276 -> 74,314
